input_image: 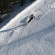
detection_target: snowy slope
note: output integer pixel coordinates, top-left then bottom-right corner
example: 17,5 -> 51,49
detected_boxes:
0,0 -> 55,55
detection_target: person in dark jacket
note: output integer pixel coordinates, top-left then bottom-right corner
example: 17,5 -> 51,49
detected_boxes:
27,14 -> 35,24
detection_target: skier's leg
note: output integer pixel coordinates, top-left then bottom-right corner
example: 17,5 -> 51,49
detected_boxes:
27,19 -> 31,23
27,18 -> 33,24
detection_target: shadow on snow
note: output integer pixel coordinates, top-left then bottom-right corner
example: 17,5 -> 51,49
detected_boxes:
0,24 -> 55,48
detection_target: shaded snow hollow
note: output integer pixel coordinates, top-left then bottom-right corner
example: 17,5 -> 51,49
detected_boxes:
0,0 -> 55,55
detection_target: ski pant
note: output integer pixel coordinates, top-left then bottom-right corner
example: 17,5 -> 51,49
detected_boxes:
27,17 -> 33,23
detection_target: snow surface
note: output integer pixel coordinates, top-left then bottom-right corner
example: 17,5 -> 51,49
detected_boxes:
0,0 -> 55,55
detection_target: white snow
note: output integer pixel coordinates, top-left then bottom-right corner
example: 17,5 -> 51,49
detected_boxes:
0,0 -> 55,55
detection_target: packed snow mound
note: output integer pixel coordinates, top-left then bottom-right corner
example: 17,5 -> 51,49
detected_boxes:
0,0 -> 55,55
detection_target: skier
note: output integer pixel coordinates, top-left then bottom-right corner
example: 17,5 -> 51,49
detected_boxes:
27,14 -> 35,24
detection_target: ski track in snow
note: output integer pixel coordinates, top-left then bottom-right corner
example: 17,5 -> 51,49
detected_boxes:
0,24 -> 55,55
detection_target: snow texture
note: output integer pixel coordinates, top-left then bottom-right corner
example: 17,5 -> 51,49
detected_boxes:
0,0 -> 55,55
